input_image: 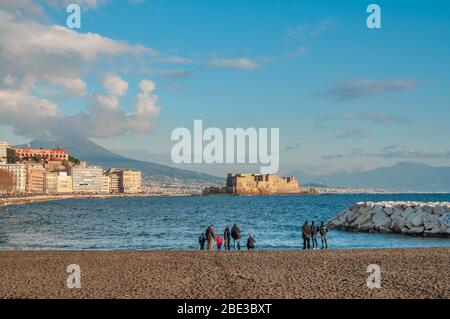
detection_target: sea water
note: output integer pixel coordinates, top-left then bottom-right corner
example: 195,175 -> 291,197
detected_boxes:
0,194 -> 449,250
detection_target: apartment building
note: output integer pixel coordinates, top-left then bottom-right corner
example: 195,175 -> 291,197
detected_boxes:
0,163 -> 26,193
70,165 -> 104,194
119,169 -> 142,194
25,163 -> 45,194
10,148 -> 68,161
105,169 -> 120,193
0,141 -> 10,164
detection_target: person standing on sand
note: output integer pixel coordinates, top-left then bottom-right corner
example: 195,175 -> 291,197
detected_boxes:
205,225 -> 215,251
302,221 -> 311,250
231,224 -> 242,250
311,221 -> 319,250
224,226 -> 231,250
320,221 -> 329,249
216,234 -> 223,250
247,233 -> 256,250
199,234 -> 206,250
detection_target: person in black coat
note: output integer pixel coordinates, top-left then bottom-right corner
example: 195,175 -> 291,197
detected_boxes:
231,224 -> 242,250
224,226 -> 231,250
247,233 -> 256,250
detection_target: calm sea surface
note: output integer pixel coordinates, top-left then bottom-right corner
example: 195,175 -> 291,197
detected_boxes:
1,194 -> 450,250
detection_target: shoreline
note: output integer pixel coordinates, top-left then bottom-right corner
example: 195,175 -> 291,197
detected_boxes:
0,248 -> 448,299
0,193 -> 195,208
2,192 -> 450,209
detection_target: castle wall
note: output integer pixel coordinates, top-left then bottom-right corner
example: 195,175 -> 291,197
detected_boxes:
227,173 -> 301,195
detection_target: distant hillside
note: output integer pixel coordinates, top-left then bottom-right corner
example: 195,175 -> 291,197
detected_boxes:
290,162 -> 450,192
17,137 -> 222,183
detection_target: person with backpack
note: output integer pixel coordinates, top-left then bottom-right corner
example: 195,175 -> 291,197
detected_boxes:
320,221 -> 329,249
311,221 -> 319,250
199,233 -> 206,250
302,221 -> 311,250
224,226 -> 231,251
231,224 -> 242,250
205,225 -> 216,251
216,234 -> 223,250
247,233 -> 256,250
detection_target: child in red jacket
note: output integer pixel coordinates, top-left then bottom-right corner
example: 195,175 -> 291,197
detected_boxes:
216,235 -> 223,250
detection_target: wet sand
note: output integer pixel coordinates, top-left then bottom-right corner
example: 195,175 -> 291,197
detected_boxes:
0,248 -> 448,299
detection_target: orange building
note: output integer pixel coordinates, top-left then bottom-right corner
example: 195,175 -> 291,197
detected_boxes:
25,163 -> 45,194
11,148 -> 69,161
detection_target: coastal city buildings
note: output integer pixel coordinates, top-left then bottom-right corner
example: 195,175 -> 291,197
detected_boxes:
106,168 -> 142,194
0,141 -> 10,164
102,175 -> 111,194
0,163 -> 27,193
25,163 -> 45,194
0,140 -> 143,196
70,165 -> 104,194
45,172 -> 73,194
10,148 -> 68,161
105,169 -> 120,193
119,169 -> 142,193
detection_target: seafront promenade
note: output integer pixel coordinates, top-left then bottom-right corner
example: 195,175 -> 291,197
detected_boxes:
0,193 -> 178,208
0,248 -> 448,299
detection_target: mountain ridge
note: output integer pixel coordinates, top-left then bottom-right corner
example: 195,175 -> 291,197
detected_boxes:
290,162 -> 450,192
17,137 -> 223,182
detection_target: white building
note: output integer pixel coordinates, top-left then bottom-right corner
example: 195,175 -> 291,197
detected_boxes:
45,171 -> 73,194
70,165 -> 104,194
0,141 -> 10,164
0,163 -> 27,193
102,175 -> 110,194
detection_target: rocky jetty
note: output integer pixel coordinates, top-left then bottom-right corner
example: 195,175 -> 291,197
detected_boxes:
328,201 -> 450,237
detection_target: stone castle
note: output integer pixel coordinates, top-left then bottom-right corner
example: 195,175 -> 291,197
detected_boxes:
203,173 -> 304,195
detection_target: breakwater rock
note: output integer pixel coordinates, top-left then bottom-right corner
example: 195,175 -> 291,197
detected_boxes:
328,201 -> 450,237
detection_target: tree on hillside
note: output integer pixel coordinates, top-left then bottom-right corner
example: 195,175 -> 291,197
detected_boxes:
68,155 -> 80,165
0,169 -> 14,194
6,149 -> 20,164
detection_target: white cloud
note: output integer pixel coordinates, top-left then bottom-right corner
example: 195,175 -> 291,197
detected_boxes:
0,0 -> 46,18
208,58 -> 261,70
2,74 -> 16,87
335,129 -> 370,141
44,0 -> 108,10
284,18 -> 337,58
44,76 -> 87,96
103,74 -> 128,96
0,74 -> 160,139
325,79 -> 417,101
139,79 -> 156,93
285,45 -> 311,58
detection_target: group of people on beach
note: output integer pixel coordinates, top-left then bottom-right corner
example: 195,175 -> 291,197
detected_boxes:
301,221 -> 328,250
199,224 -> 256,251
198,221 -> 329,251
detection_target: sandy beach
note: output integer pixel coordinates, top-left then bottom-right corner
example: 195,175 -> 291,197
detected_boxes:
0,248 -> 448,299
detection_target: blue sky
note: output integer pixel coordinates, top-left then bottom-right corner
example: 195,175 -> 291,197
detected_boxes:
0,0 -> 449,176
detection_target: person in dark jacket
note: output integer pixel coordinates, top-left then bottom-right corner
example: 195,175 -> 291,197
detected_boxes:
247,233 -> 256,250
224,226 -> 231,250
199,234 -> 206,250
311,221 -> 319,250
319,221 -> 329,249
302,221 -> 311,250
205,225 -> 215,251
231,224 -> 242,250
